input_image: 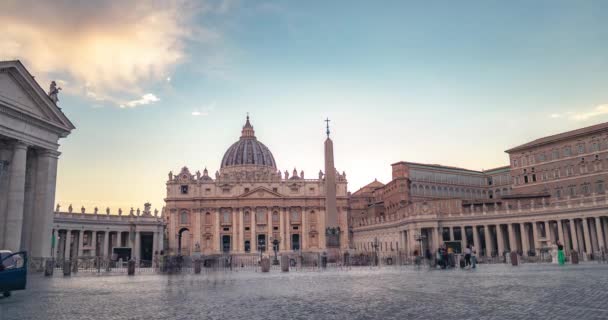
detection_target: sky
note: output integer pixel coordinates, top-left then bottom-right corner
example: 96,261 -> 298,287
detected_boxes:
1,0 -> 608,212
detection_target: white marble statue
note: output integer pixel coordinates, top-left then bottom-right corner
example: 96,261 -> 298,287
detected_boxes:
48,81 -> 61,103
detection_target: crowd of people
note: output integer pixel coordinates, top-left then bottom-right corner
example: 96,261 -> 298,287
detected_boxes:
431,244 -> 477,269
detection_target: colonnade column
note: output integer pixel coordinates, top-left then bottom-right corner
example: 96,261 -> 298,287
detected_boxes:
520,223 -> 529,256
31,150 -> 60,258
472,226 -> 480,252
484,225 -> 492,257
301,209 -> 308,250
134,231 -> 140,261
52,229 -> 58,257
103,231 -> 109,257
569,219 -> 579,253
4,142 -> 28,252
284,208 -> 291,251
77,230 -> 83,257
91,231 -> 97,257
63,230 -> 72,260
557,219 -> 565,246
508,223 -> 516,252
449,227 -> 454,241
496,224 -> 505,255
582,217 -> 592,255
433,226 -> 440,253
545,221 -> 553,244
238,209 -> 244,252
596,217 -> 605,251
532,222 -> 539,252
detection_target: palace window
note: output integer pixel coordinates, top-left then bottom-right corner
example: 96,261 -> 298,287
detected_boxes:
578,144 -> 585,154
552,149 -> 559,160
272,187 -> 278,192
564,146 -> 571,157
180,185 -> 189,194
568,186 -> 576,197
581,184 -> 590,195
244,188 -> 250,193
555,188 -> 562,199
596,181 -> 605,194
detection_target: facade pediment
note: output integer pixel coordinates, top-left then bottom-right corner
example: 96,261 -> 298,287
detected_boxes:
239,187 -> 283,199
0,60 -> 75,135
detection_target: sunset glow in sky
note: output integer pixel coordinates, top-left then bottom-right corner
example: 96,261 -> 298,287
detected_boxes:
2,0 -> 607,212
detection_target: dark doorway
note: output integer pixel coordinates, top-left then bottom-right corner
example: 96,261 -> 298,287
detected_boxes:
257,234 -> 266,252
291,234 -> 300,251
222,235 -> 231,252
244,240 -> 251,252
140,233 -> 153,263
178,228 -> 189,254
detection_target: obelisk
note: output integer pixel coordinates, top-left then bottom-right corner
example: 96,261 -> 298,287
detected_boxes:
324,118 -> 340,258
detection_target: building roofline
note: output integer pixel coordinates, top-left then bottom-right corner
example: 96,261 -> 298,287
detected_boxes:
505,121 -> 608,153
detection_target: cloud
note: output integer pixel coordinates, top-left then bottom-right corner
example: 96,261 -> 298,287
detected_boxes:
191,101 -> 216,116
0,0 -> 227,107
120,94 -> 160,109
550,105 -> 608,121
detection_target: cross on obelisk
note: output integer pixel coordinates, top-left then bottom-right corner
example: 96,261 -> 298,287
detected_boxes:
325,118 -> 331,138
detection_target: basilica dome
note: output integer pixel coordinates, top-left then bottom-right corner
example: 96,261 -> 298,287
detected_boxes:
220,116 -> 277,170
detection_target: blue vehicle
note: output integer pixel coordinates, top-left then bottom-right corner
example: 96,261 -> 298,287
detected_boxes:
0,251 -> 27,297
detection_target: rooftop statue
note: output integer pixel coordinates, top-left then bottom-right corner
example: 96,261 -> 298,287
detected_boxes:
168,171 -> 173,180
106,207 -> 110,215
318,170 -> 324,180
80,206 -> 85,214
55,204 -> 60,212
94,207 -> 98,214
68,204 -> 73,213
130,207 -> 134,216
301,170 -> 304,179
48,81 -> 61,103
118,208 -> 123,216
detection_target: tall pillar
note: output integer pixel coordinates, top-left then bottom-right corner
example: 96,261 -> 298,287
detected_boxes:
3,141 -> 28,252
301,208 -> 308,250
520,223 -> 529,256
77,230 -> 84,257
103,231 -> 109,257
119,231 -> 124,247
52,229 -> 58,257
279,207 -> 285,251
508,223 -> 516,252
285,208 -> 291,251
532,221 -> 539,252
91,231 -> 97,257
30,150 -> 60,258
496,224 -> 505,255
152,231 -> 157,256
596,217 -> 606,251
232,209 -> 238,253
589,218 -> 599,252
582,217 -> 593,255
569,219 -> 579,252
484,225 -> 492,257
251,211 -> 257,252
557,219 -> 565,246
238,209 -> 244,252
63,230 -> 72,260
433,226 -> 440,253
460,226 -> 466,250
473,225 -> 481,253
267,208 -> 273,249
449,226 -> 454,241
134,231 -> 140,260
215,210 -> 221,252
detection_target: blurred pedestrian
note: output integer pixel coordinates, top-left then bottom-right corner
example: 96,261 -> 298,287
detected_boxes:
557,241 -> 565,265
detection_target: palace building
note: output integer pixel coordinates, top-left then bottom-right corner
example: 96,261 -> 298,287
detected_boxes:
351,122 -> 608,261
164,116 -> 349,256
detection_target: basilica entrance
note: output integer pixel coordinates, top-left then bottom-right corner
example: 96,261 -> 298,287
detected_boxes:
178,228 -> 190,255
222,235 -> 231,252
244,240 -> 251,252
291,234 -> 300,251
257,235 -> 266,252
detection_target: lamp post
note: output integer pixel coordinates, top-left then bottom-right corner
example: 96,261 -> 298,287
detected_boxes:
271,237 -> 281,265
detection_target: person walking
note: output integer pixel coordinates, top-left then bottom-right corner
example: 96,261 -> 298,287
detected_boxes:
464,245 -> 472,268
471,245 -> 477,269
557,240 -> 566,265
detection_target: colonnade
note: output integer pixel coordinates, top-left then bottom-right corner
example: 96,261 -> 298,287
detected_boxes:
53,228 -> 163,262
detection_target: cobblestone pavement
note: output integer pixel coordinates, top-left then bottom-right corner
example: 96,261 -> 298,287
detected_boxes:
1,264 -> 607,320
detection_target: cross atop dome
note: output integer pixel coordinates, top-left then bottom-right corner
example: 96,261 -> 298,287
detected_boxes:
241,113 -> 255,138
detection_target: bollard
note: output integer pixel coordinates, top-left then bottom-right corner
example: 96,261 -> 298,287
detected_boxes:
321,254 -> 328,269
194,259 -> 202,274
63,260 -> 71,276
280,255 -> 289,272
44,259 -> 54,277
260,257 -> 270,272
510,251 -> 518,266
571,251 -> 579,264
72,259 -> 78,273
128,260 -> 136,275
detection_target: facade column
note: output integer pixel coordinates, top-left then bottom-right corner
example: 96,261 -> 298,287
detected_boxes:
433,226 -> 440,253
496,224 -> 505,255
232,209 -> 238,252
267,209 -> 273,250
596,217 -> 606,251
543,221 -> 552,244
508,223 -> 516,252
301,208 -> 308,250
152,231 -> 157,256
582,217 -> 593,255
285,208 -> 291,251
238,209 -> 244,252
63,230 -> 72,260
251,211 -> 257,252
91,231 -> 97,257
103,231 -> 109,258
408,228 -> 416,255
520,223 -> 529,256
460,226 -> 466,250
215,210 -> 221,252
3,142 -> 28,252
449,226 -> 454,241
30,150 -> 60,258
52,229 -> 58,257
569,219 -> 579,253
589,218 -> 599,252
484,225 -> 492,257
532,221 -> 539,252
119,231 -> 124,247
279,207 -> 285,251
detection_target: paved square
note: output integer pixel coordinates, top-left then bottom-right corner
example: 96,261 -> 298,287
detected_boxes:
1,264 -> 607,320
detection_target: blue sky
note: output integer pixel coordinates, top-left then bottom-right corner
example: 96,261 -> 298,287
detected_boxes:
2,0 -> 607,211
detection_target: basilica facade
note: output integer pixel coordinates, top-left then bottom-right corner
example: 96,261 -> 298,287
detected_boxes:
164,117 -> 349,256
